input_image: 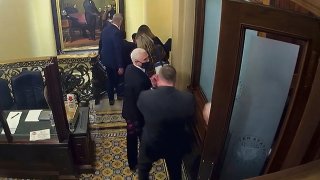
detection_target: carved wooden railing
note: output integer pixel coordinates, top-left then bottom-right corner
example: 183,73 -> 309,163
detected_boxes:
0,54 -> 96,103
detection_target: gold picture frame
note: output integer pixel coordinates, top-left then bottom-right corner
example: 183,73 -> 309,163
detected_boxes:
52,0 -> 122,52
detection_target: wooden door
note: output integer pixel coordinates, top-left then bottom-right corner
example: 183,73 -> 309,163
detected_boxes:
197,0 -> 320,179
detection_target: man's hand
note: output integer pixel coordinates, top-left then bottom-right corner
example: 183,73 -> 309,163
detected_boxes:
150,74 -> 158,88
203,102 -> 211,125
118,68 -> 124,75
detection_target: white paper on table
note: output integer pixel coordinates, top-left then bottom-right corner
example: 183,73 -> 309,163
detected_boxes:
1,111 -> 22,134
30,129 -> 51,141
25,110 -> 42,122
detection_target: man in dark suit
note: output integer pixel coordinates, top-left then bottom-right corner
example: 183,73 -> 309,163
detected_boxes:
122,32 -> 137,69
100,13 -> 124,105
137,65 -> 195,180
83,0 -> 99,40
122,48 -> 152,171
112,31 -> 136,98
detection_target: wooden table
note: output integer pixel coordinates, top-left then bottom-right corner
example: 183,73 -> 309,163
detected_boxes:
0,107 -> 93,178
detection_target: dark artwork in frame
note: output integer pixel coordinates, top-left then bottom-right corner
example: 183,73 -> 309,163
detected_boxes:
51,0 -> 124,53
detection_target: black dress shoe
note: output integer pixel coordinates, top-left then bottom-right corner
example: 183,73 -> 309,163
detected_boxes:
129,165 -> 137,172
109,100 -> 115,105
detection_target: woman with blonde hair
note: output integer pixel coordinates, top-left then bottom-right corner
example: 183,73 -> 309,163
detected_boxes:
137,25 -> 156,39
135,33 -> 157,76
136,26 -> 169,76
137,25 -> 168,59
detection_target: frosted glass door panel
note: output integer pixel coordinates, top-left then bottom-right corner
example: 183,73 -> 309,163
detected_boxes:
199,0 -> 222,100
219,30 -> 299,180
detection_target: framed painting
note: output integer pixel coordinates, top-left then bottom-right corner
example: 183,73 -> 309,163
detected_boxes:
51,0 -> 124,52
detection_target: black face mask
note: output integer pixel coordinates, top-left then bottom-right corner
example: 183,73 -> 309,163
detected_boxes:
141,62 -> 150,69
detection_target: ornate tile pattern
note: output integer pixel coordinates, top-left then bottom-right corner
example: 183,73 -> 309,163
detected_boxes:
81,129 -> 169,180
90,114 -> 127,129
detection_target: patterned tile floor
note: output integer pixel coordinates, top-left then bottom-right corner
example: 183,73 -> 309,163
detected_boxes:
0,117 -> 170,180
0,98 -> 173,179
90,114 -> 127,129
80,129 -> 169,180
84,98 -> 170,179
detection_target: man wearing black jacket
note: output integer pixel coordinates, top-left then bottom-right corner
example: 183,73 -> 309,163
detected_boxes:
122,48 -> 152,171
100,13 -> 124,105
137,65 -> 195,180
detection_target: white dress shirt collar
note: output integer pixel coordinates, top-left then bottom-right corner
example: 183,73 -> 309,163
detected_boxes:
133,64 -> 145,73
112,23 -> 120,30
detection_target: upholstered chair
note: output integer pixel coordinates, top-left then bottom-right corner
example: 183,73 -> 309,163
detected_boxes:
0,78 -> 14,110
11,71 -> 48,109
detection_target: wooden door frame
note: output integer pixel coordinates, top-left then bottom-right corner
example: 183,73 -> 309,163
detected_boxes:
182,1 -> 208,179
193,0 -> 320,179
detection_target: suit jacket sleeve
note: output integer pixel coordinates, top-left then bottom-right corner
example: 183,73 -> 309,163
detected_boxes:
91,1 -> 99,14
136,92 -> 144,113
131,79 -> 151,122
84,1 -> 99,15
136,88 -> 150,115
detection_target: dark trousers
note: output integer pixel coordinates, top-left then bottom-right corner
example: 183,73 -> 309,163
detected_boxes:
127,133 -> 139,169
138,151 -> 182,180
105,66 -> 123,101
85,14 -> 96,40
126,119 -> 140,169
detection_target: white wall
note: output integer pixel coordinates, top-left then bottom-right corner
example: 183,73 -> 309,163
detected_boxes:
171,0 -> 196,90
0,0 -> 56,62
124,0 -> 145,40
144,0 -> 172,43
125,0 -> 172,43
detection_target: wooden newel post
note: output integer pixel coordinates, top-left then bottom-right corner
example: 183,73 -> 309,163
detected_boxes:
44,57 -> 70,142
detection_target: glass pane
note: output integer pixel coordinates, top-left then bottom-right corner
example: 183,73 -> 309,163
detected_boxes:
219,30 -> 300,179
199,0 -> 222,100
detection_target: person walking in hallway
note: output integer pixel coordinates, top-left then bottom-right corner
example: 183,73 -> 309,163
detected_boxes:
122,48 -> 152,171
122,32 -> 137,69
135,33 -> 157,77
137,25 -> 169,61
99,13 -> 124,105
137,65 -> 195,180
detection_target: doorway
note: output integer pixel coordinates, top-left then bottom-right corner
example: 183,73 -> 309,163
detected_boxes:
195,0 -> 320,179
